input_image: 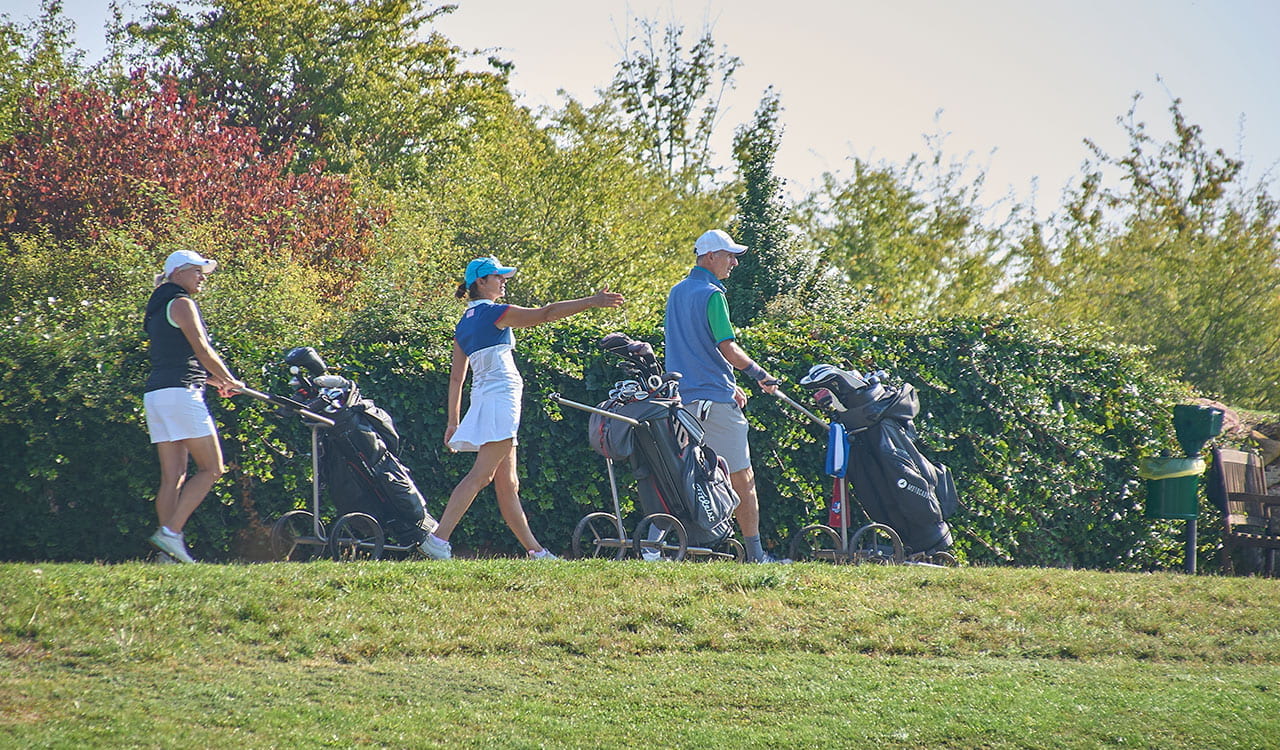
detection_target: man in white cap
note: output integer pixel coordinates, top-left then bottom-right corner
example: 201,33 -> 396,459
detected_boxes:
664,229 -> 782,563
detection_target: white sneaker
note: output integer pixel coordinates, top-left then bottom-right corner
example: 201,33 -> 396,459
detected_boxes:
752,551 -> 793,565
149,529 -> 195,564
419,534 -> 452,560
527,548 -> 559,560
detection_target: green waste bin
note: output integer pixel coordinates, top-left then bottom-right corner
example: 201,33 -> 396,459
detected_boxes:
1138,457 -> 1205,520
1172,404 -> 1224,457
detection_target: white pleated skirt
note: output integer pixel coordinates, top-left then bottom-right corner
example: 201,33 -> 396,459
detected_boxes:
448,344 -> 522,452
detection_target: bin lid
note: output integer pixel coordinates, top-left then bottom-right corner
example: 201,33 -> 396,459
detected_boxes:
1138,456 -> 1205,480
1172,404 -> 1224,455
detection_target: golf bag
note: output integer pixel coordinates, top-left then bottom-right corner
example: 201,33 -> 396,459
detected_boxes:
588,334 -> 739,549
283,347 -> 436,545
799,364 -> 958,554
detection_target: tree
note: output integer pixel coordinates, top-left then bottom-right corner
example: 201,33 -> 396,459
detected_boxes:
727,89 -> 809,325
1008,94 -> 1280,409
126,0 -> 509,179
797,131 -> 1016,316
401,94 -> 719,323
0,0 -> 87,142
608,15 -> 739,196
0,76 -> 382,294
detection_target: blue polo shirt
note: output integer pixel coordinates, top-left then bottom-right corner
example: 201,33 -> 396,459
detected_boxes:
664,266 -> 738,403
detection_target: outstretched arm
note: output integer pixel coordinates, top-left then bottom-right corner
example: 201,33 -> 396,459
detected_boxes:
498,287 -> 624,329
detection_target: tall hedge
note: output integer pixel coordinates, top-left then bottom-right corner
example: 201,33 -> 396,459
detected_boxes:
2,298 -> 1210,570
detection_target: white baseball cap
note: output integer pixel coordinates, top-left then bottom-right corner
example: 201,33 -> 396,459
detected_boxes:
163,250 -> 217,276
694,229 -> 748,256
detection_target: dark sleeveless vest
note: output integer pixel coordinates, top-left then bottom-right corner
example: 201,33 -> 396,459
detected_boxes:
143,283 -> 208,392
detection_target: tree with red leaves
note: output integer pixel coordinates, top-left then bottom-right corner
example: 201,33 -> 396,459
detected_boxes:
0,74 -> 384,277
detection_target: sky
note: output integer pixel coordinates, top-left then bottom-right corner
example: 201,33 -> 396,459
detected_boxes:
7,0 -> 1279,215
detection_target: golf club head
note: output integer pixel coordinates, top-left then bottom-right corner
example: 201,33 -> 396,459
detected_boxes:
800,363 -> 868,394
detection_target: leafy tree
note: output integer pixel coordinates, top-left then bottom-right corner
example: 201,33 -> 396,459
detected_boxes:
727,88 -> 809,325
797,132 -> 1016,316
0,75 -> 382,293
1008,94 -> 1280,409
0,0 -> 87,141
126,0 -> 510,178
406,94 -> 724,322
608,14 -> 739,195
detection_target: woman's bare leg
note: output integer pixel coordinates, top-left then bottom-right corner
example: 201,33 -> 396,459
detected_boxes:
433,439 -> 513,541
154,441 -> 190,530
493,446 -> 542,552
163,434 -> 225,533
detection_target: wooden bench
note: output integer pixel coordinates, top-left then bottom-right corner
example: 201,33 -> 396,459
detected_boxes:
1208,448 -> 1280,576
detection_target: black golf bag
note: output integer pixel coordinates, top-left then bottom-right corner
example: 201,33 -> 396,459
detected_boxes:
587,334 -> 739,549
799,364 -> 958,555
283,347 -> 436,546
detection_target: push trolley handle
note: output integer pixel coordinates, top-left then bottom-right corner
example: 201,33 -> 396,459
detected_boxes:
238,386 -> 336,427
771,388 -> 828,427
547,392 -> 641,426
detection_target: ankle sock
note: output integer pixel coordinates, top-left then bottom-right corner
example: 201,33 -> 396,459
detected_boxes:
745,535 -> 765,561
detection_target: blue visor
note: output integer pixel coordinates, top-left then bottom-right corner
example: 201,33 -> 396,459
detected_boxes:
465,256 -> 517,286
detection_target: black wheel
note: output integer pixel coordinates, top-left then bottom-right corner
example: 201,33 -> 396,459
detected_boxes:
930,551 -> 959,567
270,510 -> 326,561
721,537 -> 746,562
788,524 -> 843,563
633,513 -> 688,561
571,512 -> 629,560
848,523 -> 905,564
328,512 -> 385,561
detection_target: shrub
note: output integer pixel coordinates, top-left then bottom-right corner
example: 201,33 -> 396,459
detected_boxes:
0,298 -> 1204,569
0,76 -> 384,295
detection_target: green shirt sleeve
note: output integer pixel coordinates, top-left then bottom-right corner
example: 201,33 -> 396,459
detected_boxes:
706,291 -> 735,343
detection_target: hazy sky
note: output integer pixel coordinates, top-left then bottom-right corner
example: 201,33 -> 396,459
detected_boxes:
7,0 -> 1279,214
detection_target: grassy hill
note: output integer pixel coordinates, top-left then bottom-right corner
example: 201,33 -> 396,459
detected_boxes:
3,560 -> 1279,748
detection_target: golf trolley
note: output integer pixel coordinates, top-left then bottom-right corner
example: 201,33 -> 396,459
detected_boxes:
246,347 -> 437,561
775,366 -> 958,567
548,333 -> 745,562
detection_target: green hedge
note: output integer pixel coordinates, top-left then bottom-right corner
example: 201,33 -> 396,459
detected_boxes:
2,303 -> 1208,569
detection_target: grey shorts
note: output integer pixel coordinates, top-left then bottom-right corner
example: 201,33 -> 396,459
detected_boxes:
693,400 -> 751,473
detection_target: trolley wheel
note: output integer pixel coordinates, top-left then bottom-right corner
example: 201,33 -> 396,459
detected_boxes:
721,537 -> 746,563
270,509 -> 326,561
328,512 -> 385,561
788,524 -> 843,563
930,551 -> 959,567
848,523 -> 905,564
633,513 -> 688,562
571,512 -> 629,560
692,537 -> 745,563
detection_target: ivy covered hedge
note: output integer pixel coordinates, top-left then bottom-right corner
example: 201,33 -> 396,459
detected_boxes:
1,306 -> 1207,569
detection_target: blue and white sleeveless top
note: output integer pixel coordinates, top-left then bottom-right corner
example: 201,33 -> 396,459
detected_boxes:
449,299 -> 523,451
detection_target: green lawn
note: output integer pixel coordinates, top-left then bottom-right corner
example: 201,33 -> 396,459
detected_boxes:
3,560 -> 1279,749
